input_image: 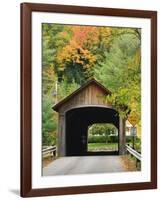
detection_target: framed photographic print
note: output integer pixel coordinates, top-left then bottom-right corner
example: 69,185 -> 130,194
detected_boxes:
21,3 -> 157,197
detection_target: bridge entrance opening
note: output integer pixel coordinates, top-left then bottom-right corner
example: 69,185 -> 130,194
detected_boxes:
65,106 -> 120,156
87,123 -> 119,154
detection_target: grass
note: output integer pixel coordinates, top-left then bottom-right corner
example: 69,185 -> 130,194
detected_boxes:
88,143 -> 118,151
88,142 -> 141,153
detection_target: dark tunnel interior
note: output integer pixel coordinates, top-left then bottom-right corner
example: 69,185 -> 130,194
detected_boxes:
65,106 -> 120,156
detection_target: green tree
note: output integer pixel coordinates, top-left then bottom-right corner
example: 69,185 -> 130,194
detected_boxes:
58,79 -> 80,100
89,123 -> 117,143
42,96 -> 57,146
94,29 -> 141,119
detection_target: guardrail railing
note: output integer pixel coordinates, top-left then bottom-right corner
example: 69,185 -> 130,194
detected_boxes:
126,144 -> 141,161
42,146 -> 56,158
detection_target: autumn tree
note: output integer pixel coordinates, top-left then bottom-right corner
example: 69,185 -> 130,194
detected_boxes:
42,24 -> 141,146
56,26 -> 99,84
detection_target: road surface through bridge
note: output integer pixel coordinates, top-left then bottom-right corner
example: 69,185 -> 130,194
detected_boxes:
43,156 -> 130,176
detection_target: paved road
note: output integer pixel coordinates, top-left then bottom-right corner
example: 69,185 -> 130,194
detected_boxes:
43,156 -> 127,176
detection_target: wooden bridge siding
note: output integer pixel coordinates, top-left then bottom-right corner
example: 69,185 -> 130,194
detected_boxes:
57,114 -> 66,156
119,118 -> 126,155
59,84 -> 111,114
56,82 -> 126,156
57,84 -> 112,156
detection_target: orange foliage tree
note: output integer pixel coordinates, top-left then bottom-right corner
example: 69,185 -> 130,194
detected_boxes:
56,26 -> 112,84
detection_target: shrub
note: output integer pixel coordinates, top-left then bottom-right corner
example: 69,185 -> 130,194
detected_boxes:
88,135 -> 119,143
88,135 -> 105,143
88,135 -> 141,145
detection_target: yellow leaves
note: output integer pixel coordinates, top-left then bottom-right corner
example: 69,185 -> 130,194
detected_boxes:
100,27 -> 112,38
56,37 -> 96,71
128,49 -> 141,70
44,65 -> 55,79
55,25 -> 112,75
59,31 -> 68,38
99,27 -> 112,47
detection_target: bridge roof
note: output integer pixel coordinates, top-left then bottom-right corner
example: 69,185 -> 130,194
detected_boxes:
52,78 -> 111,112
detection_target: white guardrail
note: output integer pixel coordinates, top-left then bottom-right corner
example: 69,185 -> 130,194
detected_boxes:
42,146 -> 56,158
126,145 -> 141,161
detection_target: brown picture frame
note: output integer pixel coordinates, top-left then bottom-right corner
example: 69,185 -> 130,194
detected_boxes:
21,3 -> 157,197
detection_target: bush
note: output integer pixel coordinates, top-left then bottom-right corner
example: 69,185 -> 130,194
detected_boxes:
88,135 -> 105,143
88,135 -> 119,143
126,135 -> 132,143
88,135 -> 141,146
126,136 -> 141,143
109,135 -> 119,143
